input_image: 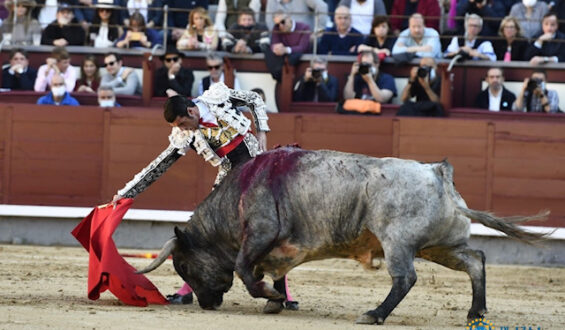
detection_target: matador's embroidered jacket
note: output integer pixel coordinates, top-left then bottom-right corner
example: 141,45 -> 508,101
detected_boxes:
117,83 -> 269,198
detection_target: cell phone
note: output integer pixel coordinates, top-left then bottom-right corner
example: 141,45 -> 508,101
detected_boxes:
130,32 -> 142,41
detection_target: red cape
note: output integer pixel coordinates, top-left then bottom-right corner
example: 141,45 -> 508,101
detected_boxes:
71,199 -> 168,306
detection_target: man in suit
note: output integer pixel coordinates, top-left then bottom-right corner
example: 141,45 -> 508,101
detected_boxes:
2,48 -> 37,91
154,47 -> 194,97
526,12 -> 565,65
474,67 -> 516,112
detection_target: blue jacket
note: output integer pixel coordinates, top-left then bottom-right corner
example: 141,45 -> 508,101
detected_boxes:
318,27 -> 364,55
37,92 -> 80,106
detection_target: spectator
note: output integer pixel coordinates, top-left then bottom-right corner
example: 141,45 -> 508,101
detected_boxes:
154,47 -> 194,97
87,2 -> 122,47
526,13 -> 565,65
266,0 -> 328,32
98,85 -> 121,107
390,0 -> 440,34
391,13 -> 442,59
343,50 -> 396,103
513,69 -> 560,113
214,0 -> 261,35
445,13 -> 496,61
474,67 -> 516,112
293,57 -> 339,102
115,12 -> 162,48
145,0 -> 166,36
397,56 -> 443,116
126,0 -> 149,22
100,52 -> 142,95
338,0 -> 386,35
358,16 -> 396,61
168,0 -> 209,44
0,0 -> 42,46
552,0 -> 565,35
223,7 -> 268,54
75,55 -> 100,93
509,0 -> 549,39
455,0 -> 515,37
176,7 -> 218,51
492,16 -> 529,61
250,87 -> 277,112
2,48 -> 37,91
198,52 -> 241,96
36,0 -> 58,28
34,46 -> 76,92
261,11 -> 311,82
40,2 -> 86,46
37,74 -> 80,106
318,5 -> 364,55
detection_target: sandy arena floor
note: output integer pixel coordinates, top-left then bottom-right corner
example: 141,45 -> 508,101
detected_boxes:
0,244 -> 564,329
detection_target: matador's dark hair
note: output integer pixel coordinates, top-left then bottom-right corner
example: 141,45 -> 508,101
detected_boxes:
163,95 -> 196,123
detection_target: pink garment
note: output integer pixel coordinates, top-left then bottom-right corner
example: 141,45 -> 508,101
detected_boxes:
34,64 -> 77,92
448,0 -> 457,30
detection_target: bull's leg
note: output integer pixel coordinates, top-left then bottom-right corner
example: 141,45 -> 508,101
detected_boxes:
356,246 -> 417,325
419,245 -> 487,320
263,277 -> 287,314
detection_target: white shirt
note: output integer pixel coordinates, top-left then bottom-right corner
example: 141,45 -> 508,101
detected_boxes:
93,24 -> 114,48
349,0 -> 374,35
488,88 -> 502,112
38,0 -> 58,28
198,72 -> 241,96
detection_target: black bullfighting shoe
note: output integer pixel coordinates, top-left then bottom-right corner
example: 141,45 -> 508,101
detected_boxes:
285,300 -> 299,310
167,292 -> 194,304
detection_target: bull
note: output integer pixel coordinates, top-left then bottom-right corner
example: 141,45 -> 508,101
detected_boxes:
138,147 -> 548,324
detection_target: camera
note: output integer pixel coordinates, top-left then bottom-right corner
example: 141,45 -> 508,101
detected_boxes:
417,66 -> 430,78
358,62 -> 371,75
527,78 -> 541,93
311,68 -> 322,79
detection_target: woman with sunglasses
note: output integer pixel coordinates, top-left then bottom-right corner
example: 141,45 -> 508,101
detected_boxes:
176,7 -> 218,51
87,3 -> 123,48
154,47 -> 195,97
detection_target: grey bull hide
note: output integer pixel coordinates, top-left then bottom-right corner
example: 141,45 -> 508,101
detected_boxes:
139,147 -> 548,325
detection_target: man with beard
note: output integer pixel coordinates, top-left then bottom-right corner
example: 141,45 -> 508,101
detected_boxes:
224,7 -> 268,54
40,2 -> 85,46
474,67 -> 516,112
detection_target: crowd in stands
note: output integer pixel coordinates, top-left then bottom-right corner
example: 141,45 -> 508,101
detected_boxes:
1,0 -> 565,114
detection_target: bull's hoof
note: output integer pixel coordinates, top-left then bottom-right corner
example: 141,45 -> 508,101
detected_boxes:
467,308 -> 487,321
263,300 -> 284,314
285,301 -> 299,311
356,312 -> 384,325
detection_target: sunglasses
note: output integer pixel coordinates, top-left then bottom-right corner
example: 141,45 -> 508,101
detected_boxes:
208,64 -> 221,70
98,8 -> 111,13
165,57 -> 179,63
104,61 -> 116,67
277,19 -> 286,26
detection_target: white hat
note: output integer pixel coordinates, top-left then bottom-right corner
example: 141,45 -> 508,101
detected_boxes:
198,82 -> 230,105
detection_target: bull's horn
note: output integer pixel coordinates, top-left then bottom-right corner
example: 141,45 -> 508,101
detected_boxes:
136,237 -> 177,274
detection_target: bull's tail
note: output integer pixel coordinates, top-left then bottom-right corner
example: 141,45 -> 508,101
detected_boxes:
458,207 -> 551,243
435,160 -> 552,244
136,237 -> 177,274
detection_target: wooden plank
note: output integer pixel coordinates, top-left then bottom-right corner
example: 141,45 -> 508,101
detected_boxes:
12,122 -> 103,142
494,140 -> 565,158
493,177 -> 565,199
11,106 -> 104,123
495,121 -> 565,140
399,118 -> 487,138
11,175 -> 101,196
399,136 -> 487,157
300,132 -> 393,156
11,141 -> 103,160
300,115 -> 393,134
493,157 -> 565,180
491,196 -> 565,226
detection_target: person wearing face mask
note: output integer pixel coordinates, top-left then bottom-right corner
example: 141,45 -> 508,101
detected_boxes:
34,46 -> 76,92
513,69 -> 561,113
525,13 -> 565,65
37,73 -> 80,106
2,48 -> 38,91
396,57 -> 444,117
509,0 -> 549,39
293,57 -> 338,102
97,86 -> 121,107
343,50 -> 396,103
40,2 -> 86,46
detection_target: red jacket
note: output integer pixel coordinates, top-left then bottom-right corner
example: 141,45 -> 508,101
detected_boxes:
390,0 -> 441,32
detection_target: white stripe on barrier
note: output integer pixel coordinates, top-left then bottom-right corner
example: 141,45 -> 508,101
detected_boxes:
0,204 -> 562,240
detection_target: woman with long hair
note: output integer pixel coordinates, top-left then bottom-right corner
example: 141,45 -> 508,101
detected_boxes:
0,0 -> 42,45
88,3 -> 122,48
75,55 -> 101,93
115,11 -> 162,48
492,16 -> 528,62
176,7 -> 218,51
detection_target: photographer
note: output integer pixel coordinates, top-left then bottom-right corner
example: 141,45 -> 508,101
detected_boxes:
397,57 -> 444,117
293,57 -> 338,102
343,51 -> 396,103
513,70 -> 560,113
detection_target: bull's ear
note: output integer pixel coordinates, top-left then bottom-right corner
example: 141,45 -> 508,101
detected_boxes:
174,226 -> 192,249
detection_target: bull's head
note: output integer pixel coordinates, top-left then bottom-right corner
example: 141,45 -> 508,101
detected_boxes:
172,226 -> 234,310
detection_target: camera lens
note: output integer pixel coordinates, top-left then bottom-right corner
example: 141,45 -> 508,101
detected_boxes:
417,67 -> 429,78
